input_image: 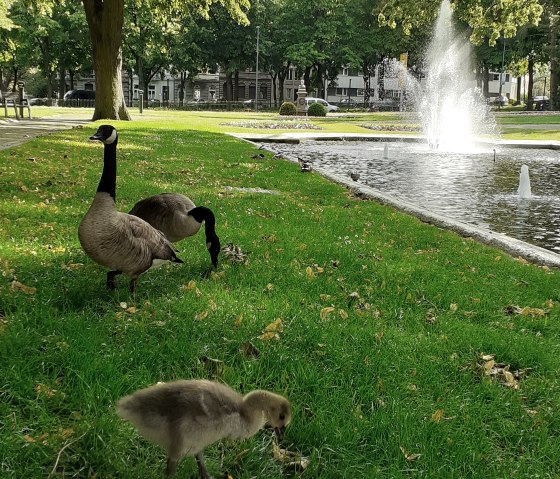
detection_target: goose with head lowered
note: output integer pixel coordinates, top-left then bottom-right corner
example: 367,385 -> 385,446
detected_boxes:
78,125 -> 183,293
129,193 -> 220,268
117,379 -> 291,478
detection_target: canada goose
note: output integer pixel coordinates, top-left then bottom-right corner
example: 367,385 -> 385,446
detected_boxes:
117,379 -> 291,478
78,125 -> 183,293
129,193 -> 220,267
349,170 -> 360,181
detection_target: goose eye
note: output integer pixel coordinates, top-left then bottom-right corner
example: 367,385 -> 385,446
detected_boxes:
279,413 -> 285,420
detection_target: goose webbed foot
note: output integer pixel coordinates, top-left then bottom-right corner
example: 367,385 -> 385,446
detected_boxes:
106,270 -> 122,290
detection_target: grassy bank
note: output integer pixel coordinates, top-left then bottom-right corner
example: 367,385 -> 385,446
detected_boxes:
1,117 -> 560,478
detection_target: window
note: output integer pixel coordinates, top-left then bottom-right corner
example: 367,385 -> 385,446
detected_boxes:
492,74 -> 500,81
148,85 -> 155,99
84,83 -> 94,91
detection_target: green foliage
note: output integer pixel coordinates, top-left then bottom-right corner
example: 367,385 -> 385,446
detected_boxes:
279,101 -> 297,115
307,101 -> 327,116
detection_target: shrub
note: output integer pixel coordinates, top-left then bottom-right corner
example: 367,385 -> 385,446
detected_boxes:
307,102 -> 327,117
279,101 -> 297,116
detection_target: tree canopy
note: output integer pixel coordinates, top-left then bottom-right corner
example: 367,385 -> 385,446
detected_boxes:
1,0 -> 557,116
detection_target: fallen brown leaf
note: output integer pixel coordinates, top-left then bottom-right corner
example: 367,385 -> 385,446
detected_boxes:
320,306 -> 335,320
400,446 -> 422,462
430,409 -> 444,423
240,341 -> 260,358
10,280 -> 36,295
272,442 -> 310,471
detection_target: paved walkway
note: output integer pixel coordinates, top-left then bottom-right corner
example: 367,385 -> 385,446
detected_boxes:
0,115 -> 91,150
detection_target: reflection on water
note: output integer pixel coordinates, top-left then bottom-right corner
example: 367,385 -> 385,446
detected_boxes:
267,141 -> 560,252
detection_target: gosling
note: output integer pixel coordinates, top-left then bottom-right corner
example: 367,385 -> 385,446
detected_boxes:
117,379 -> 291,478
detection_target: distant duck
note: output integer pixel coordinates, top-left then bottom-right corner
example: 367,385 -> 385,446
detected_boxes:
78,125 -> 183,293
129,193 -> 220,268
117,379 -> 291,479
349,170 -> 360,181
298,157 -> 312,173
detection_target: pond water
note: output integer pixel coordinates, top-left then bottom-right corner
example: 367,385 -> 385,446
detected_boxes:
266,140 -> 560,253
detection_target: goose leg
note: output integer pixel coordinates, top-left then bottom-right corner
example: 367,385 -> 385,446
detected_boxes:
165,456 -> 178,477
106,270 -> 122,290
195,452 -> 212,479
129,278 -> 137,295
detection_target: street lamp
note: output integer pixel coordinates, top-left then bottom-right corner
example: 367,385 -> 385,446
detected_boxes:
256,26 -> 260,112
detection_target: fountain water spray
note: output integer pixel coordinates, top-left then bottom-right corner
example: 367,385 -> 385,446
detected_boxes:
383,144 -> 389,159
518,164 -> 532,199
412,0 -> 497,151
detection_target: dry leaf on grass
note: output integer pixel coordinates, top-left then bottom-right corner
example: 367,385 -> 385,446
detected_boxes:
200,356 -> 224,377
239,341 -> 260,358
400,446 -> 422,462
430,409 -> 444,423
195,310 -> 209,321
221,243 -> 249,264
478,353 -> 531,389
272,442 -> 310,471
503,304 -> 548,318
10,280 -> 36,295
320,307 -> 335,320
259,318 -> 283,340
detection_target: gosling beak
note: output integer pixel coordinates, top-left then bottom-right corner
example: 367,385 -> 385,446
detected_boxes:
274,426 -> 285,441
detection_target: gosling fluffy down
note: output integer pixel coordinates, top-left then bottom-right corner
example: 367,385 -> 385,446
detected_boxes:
78,125 -> 183,293
129,193 -> 220,267
117,379 -> 291,478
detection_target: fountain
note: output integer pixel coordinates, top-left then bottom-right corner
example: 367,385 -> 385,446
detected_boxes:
260,0 -> 560,259
412,0 -> 497,151
518,165 -> 532,199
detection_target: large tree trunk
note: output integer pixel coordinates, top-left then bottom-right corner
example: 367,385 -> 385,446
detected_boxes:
482,65 -> 489,98
516,76 -> 522,104
526,57 -> 535,111
82,0 -> 131,120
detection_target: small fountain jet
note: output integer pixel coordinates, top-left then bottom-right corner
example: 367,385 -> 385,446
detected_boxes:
518,164 -> 532,199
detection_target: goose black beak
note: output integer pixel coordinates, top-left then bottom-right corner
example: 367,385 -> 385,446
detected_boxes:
89,134 -> 102,141
274,426 -> 285,441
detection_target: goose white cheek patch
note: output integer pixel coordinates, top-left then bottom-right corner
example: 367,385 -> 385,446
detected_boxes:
104,129 -> 117,144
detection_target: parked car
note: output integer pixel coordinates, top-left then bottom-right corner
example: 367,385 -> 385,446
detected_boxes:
304,97 -> 339,112
368,98 -> 399,111
64,89 -> 95,100
338,98 -> 358,108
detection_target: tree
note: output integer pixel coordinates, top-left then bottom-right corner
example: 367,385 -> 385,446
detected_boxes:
82,0 -> 129,120
82,0 -> 249,120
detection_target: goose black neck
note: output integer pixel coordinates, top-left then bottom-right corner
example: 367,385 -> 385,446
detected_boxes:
190,206 -> 218,241
97,141 -> 117,200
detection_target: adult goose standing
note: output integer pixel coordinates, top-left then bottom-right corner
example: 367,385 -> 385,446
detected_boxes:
129,193 -> 220,267
78,125 -> 183,293
117,379 -> 292,478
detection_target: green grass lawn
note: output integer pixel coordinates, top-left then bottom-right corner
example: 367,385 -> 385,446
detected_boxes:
1,113 -> 560,478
